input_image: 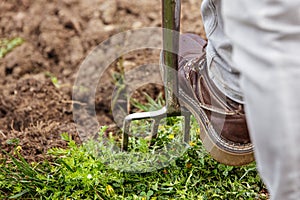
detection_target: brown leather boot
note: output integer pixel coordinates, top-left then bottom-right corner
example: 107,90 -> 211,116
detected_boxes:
177,33 -> 254,166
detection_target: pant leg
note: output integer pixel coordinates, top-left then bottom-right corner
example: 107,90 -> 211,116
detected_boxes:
201,0 -> 243,103
222,1 -> 300,199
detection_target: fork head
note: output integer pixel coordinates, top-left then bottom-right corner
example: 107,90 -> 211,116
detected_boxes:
121,106 -> 191,151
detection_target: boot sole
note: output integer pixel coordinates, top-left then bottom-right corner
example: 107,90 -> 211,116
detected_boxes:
179,87 -> 254,166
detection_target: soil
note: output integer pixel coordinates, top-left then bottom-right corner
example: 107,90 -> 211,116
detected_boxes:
0,0 -> 204,161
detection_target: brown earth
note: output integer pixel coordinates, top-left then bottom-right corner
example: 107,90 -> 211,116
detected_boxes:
0,0 -> 204,161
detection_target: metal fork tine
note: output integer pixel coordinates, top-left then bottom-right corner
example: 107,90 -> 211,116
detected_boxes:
151,119 -> 160,139
122,118 -> 131,151
122,107 -> 167,150
183,112 -> 191,143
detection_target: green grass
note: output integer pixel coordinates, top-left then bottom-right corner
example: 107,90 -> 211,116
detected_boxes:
0,94 -> 268,199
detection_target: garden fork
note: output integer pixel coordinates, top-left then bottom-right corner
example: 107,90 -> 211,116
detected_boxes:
122,0 -> 191,150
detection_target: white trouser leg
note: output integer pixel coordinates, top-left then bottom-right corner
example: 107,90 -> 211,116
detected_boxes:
222,1 -> 300,199
201,0 -> 244,103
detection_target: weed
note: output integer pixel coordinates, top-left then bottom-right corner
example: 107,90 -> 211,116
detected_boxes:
0,37 -> 24,58
45,72 -> 61,88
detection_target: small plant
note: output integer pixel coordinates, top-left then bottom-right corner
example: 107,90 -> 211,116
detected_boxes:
45,72 -> 61,88
130,93 -> 165,112
0,37 -> 24,58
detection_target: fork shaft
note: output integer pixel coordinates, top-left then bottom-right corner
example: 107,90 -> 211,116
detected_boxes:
162,0 -> 181,114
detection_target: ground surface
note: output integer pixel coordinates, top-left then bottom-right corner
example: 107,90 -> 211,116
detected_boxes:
0,0 -> 204,161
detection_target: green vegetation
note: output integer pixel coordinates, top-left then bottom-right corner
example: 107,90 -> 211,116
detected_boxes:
0,94 -> 267,199
0,37 -> 24,58
45,72 -> 61,88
